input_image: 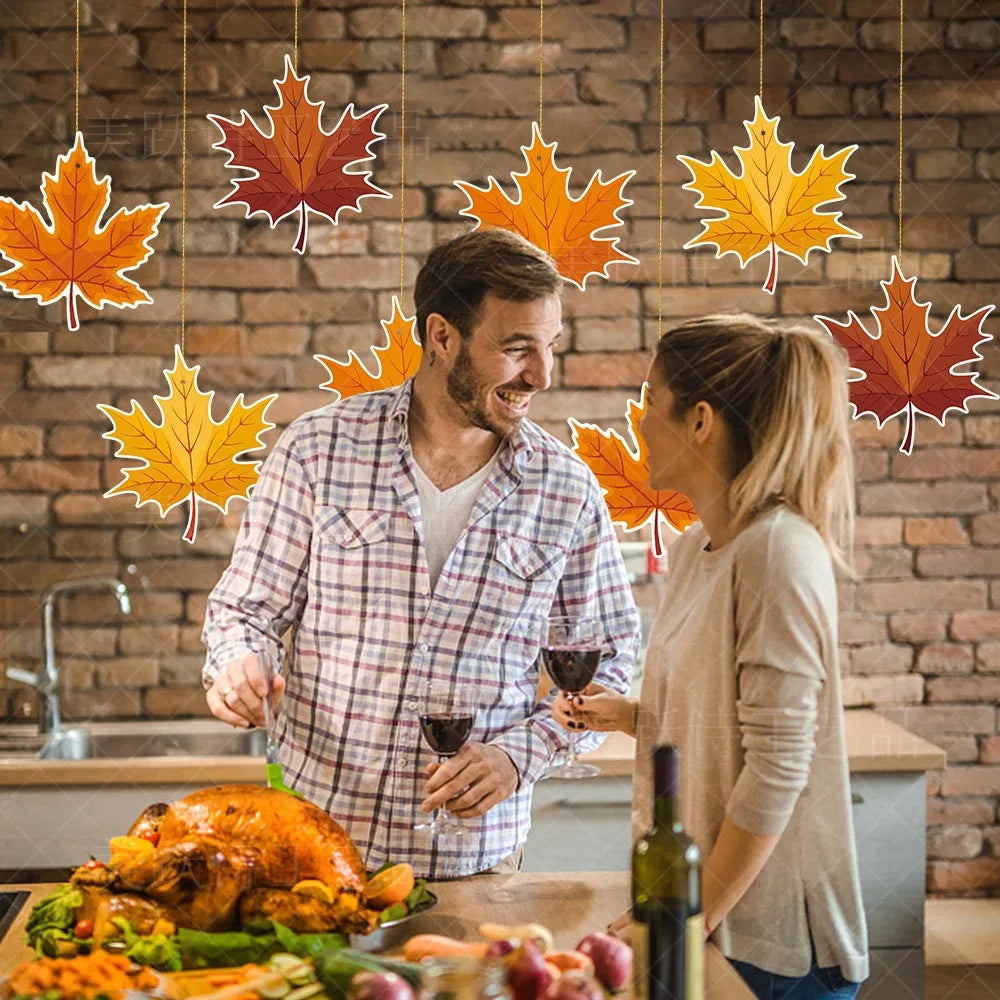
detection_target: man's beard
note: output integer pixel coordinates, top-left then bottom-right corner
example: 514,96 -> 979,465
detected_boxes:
446,339 -> 527,439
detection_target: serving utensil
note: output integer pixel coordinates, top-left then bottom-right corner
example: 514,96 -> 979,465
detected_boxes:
255,644 -> 302,798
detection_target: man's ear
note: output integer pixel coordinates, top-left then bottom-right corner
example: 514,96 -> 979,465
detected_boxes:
423,312 -> 459,358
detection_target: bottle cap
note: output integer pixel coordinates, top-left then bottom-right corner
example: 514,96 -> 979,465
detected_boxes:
652,744 -> 680,799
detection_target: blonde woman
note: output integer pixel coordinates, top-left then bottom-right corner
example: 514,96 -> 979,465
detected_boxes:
555,315 -> 868,999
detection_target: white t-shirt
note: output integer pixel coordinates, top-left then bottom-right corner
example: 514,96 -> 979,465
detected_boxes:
412,454 -> 498,589
634,506 -> 869,982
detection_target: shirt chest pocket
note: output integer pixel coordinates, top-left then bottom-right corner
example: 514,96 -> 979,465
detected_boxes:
313,506 -> 394,627
486,532 -> 568,633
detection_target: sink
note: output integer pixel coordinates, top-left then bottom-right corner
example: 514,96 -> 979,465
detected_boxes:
0,890 -> 30,943
38,727 -> 266,760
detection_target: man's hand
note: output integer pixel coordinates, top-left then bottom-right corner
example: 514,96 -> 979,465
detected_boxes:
206,651 -> 285,729
421,742 -> 519,819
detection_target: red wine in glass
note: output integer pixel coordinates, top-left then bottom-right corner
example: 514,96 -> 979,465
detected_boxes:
414,688 -> 477,837
542,616 -> 604,779
419,713 -> 475,756
541,647 -> 601,694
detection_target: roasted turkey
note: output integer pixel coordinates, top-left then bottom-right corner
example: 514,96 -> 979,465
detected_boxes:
70,784 -> 377,936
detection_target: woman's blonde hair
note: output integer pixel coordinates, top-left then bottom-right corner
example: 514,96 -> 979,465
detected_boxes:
653,313 -> 856,575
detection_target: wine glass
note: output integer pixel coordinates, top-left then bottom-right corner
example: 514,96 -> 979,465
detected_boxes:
414,686 -> 477,837
542,615 -> 603,779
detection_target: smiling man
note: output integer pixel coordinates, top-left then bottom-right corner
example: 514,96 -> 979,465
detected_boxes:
201,229 -> 640,878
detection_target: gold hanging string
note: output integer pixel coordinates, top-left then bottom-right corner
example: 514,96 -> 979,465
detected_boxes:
898,0 -> 904,264
400,0 -> 407,302
75,0 -> 80,134
294,0 -> 299,74
180,0 -> 188,353
538,0 -> 544,132
658,0 -> 664,335
759,0 -> 764,98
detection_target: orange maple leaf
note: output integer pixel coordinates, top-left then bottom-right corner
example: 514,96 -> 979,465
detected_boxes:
455,122 -> 636,288
315,297 -> 422,398
0,133 -> 167,331
816,256 -> 996,454
569,385 -> 697,555
679,97 -> 860,293
209,54 -> 390,254
99,347 -> 277,544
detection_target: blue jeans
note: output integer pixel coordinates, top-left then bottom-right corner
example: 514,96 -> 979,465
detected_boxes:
730,958 -> 862,1000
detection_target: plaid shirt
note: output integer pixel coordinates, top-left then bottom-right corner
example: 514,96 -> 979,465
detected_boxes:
202,379 -> 640,878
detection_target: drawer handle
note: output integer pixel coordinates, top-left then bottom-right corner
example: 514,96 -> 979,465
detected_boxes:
553,798 -> 630,809
851,792 -> 864,805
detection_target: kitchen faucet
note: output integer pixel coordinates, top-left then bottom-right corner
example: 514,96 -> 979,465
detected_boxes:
5,577 -> 131,735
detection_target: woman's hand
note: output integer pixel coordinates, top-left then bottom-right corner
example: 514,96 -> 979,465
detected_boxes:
552,683 -> 638,736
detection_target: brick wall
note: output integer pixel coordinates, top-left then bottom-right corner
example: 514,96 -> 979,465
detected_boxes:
0,0 -> 998,894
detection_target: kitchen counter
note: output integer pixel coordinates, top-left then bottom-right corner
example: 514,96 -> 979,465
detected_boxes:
0,709 -> 946,787
0,874 -> 754,998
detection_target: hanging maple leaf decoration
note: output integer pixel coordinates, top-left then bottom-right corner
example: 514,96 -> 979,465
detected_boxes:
569,385 -> 697,555
816,256 -> 996,454
209,54 -> 390,254
0,133 -> 167,331
315,296 -> 422,398
678,96 -> 860,293
455,122 -> 637,288
99,347 -> 277,544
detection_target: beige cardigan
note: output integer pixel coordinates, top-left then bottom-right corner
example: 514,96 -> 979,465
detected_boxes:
632,507 -> 868,982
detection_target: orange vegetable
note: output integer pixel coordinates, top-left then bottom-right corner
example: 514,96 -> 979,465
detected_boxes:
366,863 -> 416,909
547,952 -> 595,975
545,962 -> 562,981
7,951 -> 158,1000
403,934 -> 492,962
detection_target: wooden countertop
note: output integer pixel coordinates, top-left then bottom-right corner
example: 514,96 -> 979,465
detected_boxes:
0,709 -> 945,787
0,875 -> 753,998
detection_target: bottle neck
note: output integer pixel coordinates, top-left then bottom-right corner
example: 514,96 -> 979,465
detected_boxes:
653,791 -> 680,830
652,744 -> 681,830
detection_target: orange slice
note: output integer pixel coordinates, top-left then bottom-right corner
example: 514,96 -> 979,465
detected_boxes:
291,879 -> 335,903
109,835 -> 155,857
365,863 -> 415,909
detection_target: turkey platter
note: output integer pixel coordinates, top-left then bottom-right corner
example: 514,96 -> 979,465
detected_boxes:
70,784 -> 380,938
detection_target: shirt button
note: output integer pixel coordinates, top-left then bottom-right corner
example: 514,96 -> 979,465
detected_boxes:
398,757 -> 410,768
420,643 -> 429,652
406,700 -> 418,711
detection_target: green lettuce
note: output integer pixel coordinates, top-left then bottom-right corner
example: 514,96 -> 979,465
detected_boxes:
178,920 -> 348,968
24,884 -> 83,957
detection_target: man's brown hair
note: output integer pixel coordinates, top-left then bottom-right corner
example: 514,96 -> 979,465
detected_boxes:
414,229 -> 561,341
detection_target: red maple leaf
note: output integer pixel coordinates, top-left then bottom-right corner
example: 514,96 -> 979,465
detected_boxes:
816,256 -> 996,453
208,54 -> 389,253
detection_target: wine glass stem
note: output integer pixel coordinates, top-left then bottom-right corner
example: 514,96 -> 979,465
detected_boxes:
565,694 -> 580,766
436,754 -> 448,826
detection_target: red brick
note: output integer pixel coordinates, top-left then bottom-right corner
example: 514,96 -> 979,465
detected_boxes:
5,460 -> 100,492
27,356 -> 165,390
0,426 -> 43,457
928,676 -> 1000,703
917,643 -> 975,676
980,738 -> 1000,765
57,627 -> 117,658
915,150 -> 976,181
952,611 -> 1000,641
860,18 -> 941,50
850,644 -> 914,675
942,766 -> 1000,797
855,517 -> 902,547
927,798 -> 995,824
860,579 -> 986,613
853,548 -> 913,580
978,643 -> 1000,673
890,613 -> 948,643
51,530 -> 115,561
562,353 -> 651,389
842,674 -> 923,707
859,482 -> 989,516
160,655 -> 206,686
928,858 -> 1000,893
62,689 -> 143,720
936,736 -> 980,763
839,613 -> 889,645
182,325 -> 246,356
928,824 -> 984,860
96,657 -> 159,688
972,515 -> 1000,546
904,518 -> 970,547
965,418 -> 1000,445
917,548 -> 1000,578
143,687 -> 214,719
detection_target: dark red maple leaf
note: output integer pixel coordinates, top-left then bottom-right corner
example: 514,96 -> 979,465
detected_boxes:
816,256 -> 996,454
208,54 -> 390,253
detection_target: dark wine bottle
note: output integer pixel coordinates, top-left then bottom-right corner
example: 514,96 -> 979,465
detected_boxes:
632,744 -> 704,1000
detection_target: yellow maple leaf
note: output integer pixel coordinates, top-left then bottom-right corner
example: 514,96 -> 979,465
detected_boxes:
315,296 -> 422,397
99,347 -> 277,544
569,385 -> 697,555
678,96 -> 860,293
455,122 -> 636,289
